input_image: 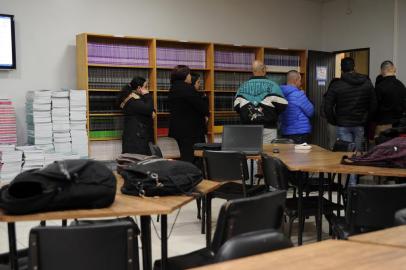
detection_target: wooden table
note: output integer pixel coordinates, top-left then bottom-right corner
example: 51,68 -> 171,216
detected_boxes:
192,240 -> 406,270
195,144 -> 406,244
349,225 -> 406,249
0,175 -> 220,270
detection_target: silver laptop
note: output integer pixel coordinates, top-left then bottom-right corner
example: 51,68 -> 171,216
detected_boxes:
221,125 -> 264,155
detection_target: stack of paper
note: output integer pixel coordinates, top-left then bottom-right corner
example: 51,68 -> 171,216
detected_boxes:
0,99 -> 17,145
52,90 -> 71,154
70,90 -> 88,157
17,146 -> 45,171
26,90 -> 53,148
0,145 -> 22,182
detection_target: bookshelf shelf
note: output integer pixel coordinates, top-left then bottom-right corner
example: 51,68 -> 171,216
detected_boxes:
88,88 -> 121,92
157,66 -> 210,71
89,137 -> 121,141
214,68 -> 252,73
88,63 -> 153,69
77,33 -> 307,158
89,113 -> 124,116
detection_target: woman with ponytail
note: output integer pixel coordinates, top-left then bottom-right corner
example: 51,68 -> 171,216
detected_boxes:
118,76 -> 154,155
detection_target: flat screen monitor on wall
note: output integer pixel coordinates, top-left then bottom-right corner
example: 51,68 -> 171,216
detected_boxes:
0,14 -> 16,70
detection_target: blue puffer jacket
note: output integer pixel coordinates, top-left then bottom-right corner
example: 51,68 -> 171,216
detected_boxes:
280,85 -> 314,135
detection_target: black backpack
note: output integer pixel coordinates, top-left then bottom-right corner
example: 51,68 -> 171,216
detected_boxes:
0,160 -> 116,215
120,159 -> 203,196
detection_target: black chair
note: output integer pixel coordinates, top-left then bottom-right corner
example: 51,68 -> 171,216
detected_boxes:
14,218 -> 140,270
214,229 -> 292,262
395,208 -> 406,225
261,153 -> 339,238
270,138 -> 295,144
331,184 -> 406,239
149,142 -> 163,158
153,191 -> 287,270
200,150 -> 269,233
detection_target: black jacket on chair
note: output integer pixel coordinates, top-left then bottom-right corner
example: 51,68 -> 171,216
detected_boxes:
168,81 -> 209,139
122,93 -> 154,155
374,75 -> 406,125
323,72 -> 376,127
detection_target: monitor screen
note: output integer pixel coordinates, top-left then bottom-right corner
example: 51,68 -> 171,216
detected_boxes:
0,14 -> 16,70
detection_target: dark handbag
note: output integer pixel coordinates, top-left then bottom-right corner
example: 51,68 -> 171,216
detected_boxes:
120,158 -> 203,196
0,160 -> 116,215
341,137 -> 406,168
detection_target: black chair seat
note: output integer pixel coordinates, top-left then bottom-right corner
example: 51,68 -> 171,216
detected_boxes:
285,196 -> 342,217
211,182 -> 269,200
154,248 -> 215,270
0,249 -> 28,270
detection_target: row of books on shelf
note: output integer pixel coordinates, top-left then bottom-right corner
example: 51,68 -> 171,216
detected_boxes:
156,70 -> 205,90
214,51 -> 255,70
89,92 -> 120,113
87,42 -> 150,66
88,67 -> 149,90
157,95 -> 169,112
214,94 -> 236,111
214,72 -> 252,91
156,47 -> 206,68
214,115 -> 241,126
89,116 -> 123,139
265,54 -> 301,72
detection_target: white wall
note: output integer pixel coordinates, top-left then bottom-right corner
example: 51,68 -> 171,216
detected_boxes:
321,0 -> 395,82
397,0 -> 406,82
0,0 -> 323,144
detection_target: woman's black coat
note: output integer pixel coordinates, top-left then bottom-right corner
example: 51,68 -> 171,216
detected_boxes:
121,93 -> 154,155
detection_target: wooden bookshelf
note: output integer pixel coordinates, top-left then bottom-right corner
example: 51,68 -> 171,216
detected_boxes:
76,33 -> 307,159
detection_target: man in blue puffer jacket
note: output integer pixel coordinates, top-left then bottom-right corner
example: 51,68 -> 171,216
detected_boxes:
280,70 -> 314,143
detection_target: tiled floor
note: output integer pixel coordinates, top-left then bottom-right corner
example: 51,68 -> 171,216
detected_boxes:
0,197 -> 332,268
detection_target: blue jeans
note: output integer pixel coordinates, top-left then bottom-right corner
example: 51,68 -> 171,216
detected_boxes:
336,126 -> 365,186
336,126 -> 365,151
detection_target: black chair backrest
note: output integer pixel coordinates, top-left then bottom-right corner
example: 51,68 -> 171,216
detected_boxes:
261,153 -> 291,190
211,190 -> 286,253
202,150 -> 249,182
394,208 -> 406,226
149,142 -> 163,158
214,229 -> 293,262
271,138 -> 295,144
28,219 -> 139,270
346,184 -> 406,232
332,139 -> 356,152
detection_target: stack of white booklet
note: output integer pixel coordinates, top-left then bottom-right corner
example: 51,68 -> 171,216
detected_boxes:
16,146 -> 45,171
70,90 -> 88,157
52,90 -> 71,154
0,144 -> 22,182
26,90 -> 53,148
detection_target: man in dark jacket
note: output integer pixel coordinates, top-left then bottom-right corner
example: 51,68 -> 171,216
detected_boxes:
374,60 -> 406,137
280,70 -> 314,144
323,57 -> 377,151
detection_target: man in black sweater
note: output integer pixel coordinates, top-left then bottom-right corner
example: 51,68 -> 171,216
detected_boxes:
323,57 -> 376,152
374,60 -> 406,137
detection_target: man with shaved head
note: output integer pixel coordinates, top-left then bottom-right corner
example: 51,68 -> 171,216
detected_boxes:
374,60 -> 406,137
234,60 -> 288,143
280,70 -> 314,143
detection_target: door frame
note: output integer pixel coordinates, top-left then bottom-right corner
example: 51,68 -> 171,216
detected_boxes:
333,47 -> 370,76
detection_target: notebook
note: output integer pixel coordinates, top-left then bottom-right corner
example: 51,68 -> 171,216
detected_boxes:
221,125 -> 263,155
